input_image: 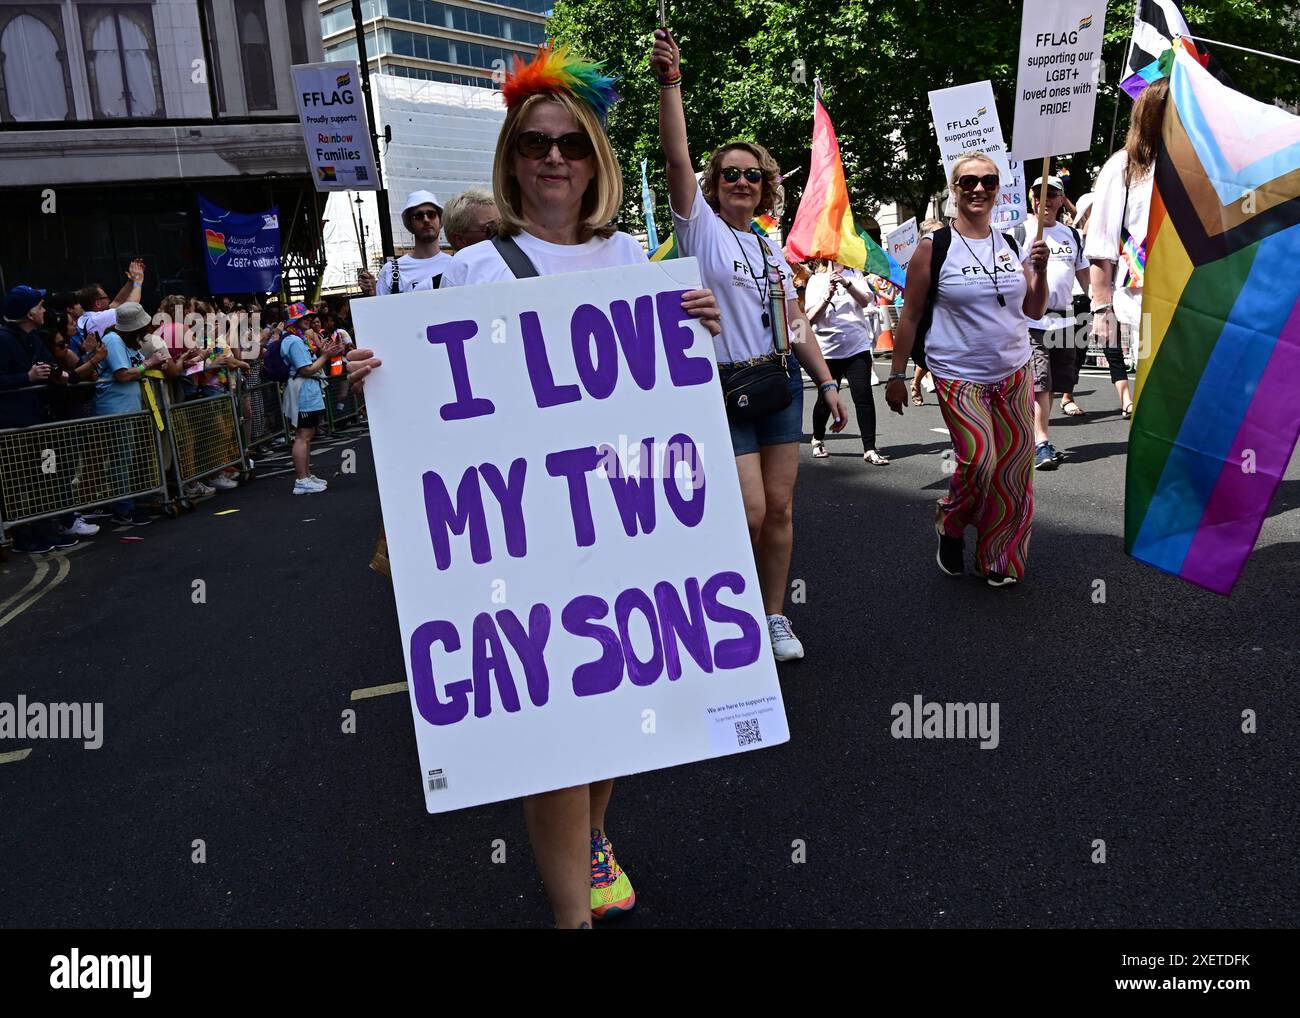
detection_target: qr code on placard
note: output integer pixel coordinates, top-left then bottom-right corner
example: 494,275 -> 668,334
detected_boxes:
356,165 -> 369,181
735,718 -> 762,746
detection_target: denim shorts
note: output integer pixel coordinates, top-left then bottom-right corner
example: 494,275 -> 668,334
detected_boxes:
719,360 -> 806,456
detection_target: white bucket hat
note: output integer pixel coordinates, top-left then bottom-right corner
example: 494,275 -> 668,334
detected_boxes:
402,189 -> 443,224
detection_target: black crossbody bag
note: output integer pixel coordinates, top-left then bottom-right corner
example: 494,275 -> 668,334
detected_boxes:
720,230 -> 792,421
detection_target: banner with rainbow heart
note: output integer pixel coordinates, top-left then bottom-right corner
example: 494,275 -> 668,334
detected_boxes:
198,195 -> 281,295
1125,47 -> 1300,594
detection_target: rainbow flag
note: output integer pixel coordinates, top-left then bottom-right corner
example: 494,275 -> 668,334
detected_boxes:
205,228 -> 226,262
1125,47 -> 1300,595
784,85 -> 866,271
650,217 -> 777,262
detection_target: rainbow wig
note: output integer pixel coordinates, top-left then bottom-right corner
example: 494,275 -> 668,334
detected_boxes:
502,43 -> 619,125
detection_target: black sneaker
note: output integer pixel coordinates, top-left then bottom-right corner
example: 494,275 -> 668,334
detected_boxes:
986,572 -> 1019,588
82,509 -> 112,520
128,509 -> 153,526
108,512 -> 136,528
936,531 -> 965,576
12,538 -> 55,554
49,533 -> 79,550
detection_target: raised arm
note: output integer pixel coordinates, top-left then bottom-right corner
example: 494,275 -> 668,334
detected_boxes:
652,29 -> 696,220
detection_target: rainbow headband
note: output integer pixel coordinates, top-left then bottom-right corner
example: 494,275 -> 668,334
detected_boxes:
502,44 -> 619,125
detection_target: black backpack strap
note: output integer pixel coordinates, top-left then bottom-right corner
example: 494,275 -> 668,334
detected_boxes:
491,235 -> 541,279
431,273 -> 442,290
912,227 -> 951,370
1002,230 -> 1021,256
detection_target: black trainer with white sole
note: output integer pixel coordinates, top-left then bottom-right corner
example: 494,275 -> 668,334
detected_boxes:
936,531 -> 965,576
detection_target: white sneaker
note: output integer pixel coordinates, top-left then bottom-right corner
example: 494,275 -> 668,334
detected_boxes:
62,517 -> 100,538
767,614 -> 805,662
210,474 -> 238,491
307,474 -> 328,488
293,477 -> 327,495
185,481 -> 215,497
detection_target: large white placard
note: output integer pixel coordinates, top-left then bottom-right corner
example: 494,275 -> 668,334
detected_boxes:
992,157 -> 1028,230
1010,0 -> 1108,161
351,258 -> 790,813
291,61 -> 381,192
885,218 -> 919,267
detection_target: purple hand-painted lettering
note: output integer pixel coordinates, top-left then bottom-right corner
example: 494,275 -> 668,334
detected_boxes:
521,310 -> 581,409
609,295 -> 657,390
562,594 -> 624,696
426,319 -> 495,421
545,446 -> 601,547
702,571 -> 762,668
655,290 -> 714,386
654,577 -> 713,680
570,303 -> 618,400
409,619 -> 472,725
662,432 -> 706,527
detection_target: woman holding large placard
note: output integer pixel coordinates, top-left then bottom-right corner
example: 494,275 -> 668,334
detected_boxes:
652,27 -> 848,663
883,153 -> 1049,587
347,45 -> 722,929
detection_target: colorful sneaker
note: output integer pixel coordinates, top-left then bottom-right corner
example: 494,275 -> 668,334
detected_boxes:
590,829 -> 636,919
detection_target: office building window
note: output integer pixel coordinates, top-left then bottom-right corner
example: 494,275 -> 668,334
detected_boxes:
0,7 -> 74,122
79,5 -> 163,118
235,0 -> 276,110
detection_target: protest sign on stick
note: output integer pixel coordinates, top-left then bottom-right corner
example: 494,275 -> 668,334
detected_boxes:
351,258 -> 790,813
1010,0 -> 1108,214
928,81 -> 1026,228
885,218 -> 919,267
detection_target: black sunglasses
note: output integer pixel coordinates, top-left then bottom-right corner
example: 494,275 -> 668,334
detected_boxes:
957,174 -> 1001,192
721,167 -> 764,184
515,130 -> 594,160
408,209 -> 440,222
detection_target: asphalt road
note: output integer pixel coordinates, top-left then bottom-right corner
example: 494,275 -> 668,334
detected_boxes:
1,371 -> 1297,928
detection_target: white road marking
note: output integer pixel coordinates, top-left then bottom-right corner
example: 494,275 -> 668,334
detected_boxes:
930,428 -> 950,435
0,557 -> 50,617
0,552 -> 72,629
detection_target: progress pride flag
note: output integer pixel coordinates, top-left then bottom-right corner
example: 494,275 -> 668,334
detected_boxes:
351,258 -> 788,813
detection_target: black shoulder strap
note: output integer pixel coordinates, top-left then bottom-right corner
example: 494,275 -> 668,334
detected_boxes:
390,257 -> 401,293
491,235 -> 541,279
431,273 -> 442,290
1068,224 -> 1082,252
1002,230 -> 1021,256
911,227 -> 951,370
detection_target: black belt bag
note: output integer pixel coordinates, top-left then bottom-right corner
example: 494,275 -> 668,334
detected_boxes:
722,353 -> 792,420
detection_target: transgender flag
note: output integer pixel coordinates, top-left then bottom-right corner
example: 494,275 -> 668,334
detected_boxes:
784,81 -> 866,272
1125,46 -> 1300,594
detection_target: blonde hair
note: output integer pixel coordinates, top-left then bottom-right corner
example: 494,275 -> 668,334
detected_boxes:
492,92 -> 621,241
443,187 -> 497,245
950,151 -> 999,189
702,141 -> 781,216
1124,77 -> 1170,181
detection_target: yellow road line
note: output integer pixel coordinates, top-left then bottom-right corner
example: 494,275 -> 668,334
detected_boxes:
0,748 -> 33,764
0,552 -> 70,629
350,681 -> 408,701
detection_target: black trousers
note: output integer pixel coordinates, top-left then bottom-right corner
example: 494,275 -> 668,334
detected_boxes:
811,350 -> 878,451
1074,337 -> 1129,385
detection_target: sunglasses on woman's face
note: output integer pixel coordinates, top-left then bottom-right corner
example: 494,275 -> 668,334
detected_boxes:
957,174 -> 1001,192
721,166 -> 764,184
515,131 -> 594,160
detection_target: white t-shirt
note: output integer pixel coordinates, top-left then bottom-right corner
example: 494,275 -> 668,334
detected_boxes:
377,251 -> 455,294
670,182 -> 796,364
77,309 -> 117,340
1083,149 -> 1152,327
804,267 -> 874,359
927,228 -> 1032,384
441,230 -> 646,286
1018,219 -> 1089,330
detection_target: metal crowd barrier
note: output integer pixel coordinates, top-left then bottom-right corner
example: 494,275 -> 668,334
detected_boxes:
324,373 -> 364,431
0,384 -> 167,546
166,391 -> 247,495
